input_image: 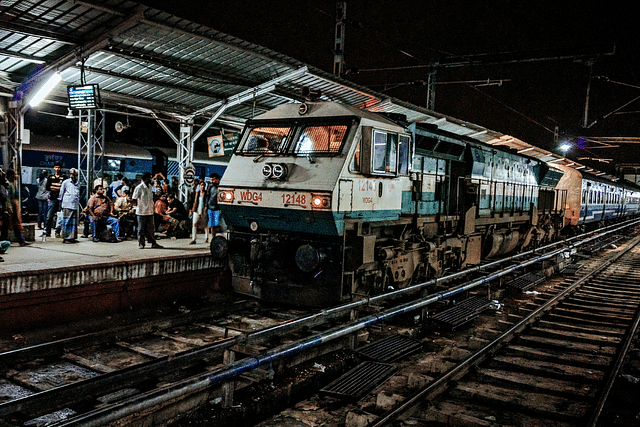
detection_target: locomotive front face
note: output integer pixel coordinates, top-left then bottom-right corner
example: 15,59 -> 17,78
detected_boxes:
218,104 -> 356,236
217,101 -> 411,306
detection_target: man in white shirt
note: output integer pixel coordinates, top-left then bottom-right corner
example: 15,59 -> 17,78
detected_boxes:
132,172 -> 162,249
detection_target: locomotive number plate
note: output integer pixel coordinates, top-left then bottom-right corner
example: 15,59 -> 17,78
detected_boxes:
281,193 -> 307,207
234,189 -> 312,209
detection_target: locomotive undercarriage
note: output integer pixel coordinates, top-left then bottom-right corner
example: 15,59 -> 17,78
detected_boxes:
224,209 -> 562,307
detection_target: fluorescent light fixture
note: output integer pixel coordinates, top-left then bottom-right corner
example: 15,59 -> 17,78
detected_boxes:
28,72 -> 62,107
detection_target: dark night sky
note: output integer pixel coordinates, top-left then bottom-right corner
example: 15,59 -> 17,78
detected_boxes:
140,1 -> 640,165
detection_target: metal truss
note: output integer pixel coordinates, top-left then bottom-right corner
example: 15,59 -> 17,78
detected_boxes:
77,109 -> 105,205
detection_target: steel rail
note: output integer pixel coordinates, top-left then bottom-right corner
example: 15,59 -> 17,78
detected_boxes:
368,234 -> 640,427
2,219 -> 638,422
586,255 -> 640,426
49,221 -> 640,426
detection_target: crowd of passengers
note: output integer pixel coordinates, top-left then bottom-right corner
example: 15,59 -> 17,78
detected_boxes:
0,162 -> 221,261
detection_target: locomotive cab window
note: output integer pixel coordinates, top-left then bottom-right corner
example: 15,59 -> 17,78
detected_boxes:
237,125 -> 292,154
292,124 -> 348,154
358,126 -> 411,176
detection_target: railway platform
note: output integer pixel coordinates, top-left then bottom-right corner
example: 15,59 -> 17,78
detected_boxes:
0,229 -> 228,331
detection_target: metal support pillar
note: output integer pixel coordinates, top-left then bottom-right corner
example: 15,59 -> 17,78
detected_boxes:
77,109 -> 105,205
177,122 -> 194,202
6,101 -> 24,202
0,98 -> 9,171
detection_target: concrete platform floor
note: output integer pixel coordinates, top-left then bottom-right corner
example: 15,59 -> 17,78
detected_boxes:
0,231 -> 213,273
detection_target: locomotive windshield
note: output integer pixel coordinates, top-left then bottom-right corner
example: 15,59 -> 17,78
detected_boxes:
237,119 -> 352,156
292,124 -> 348,154
239,126 -> 292,154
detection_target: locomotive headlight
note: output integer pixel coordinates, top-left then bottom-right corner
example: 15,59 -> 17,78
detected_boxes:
261,164 -> 273,179
311,194 -> 331,210
272,163 -> 288,180
219,190 -> 235,203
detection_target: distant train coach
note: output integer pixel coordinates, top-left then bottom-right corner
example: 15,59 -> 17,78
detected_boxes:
7,134 -> 227,210
211,101 -> 638,307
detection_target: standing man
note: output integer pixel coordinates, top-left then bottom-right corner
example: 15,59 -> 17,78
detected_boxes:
132,172 -> 162,249
45,161 -> 65,238
1,169 -> 28,246
108,173 -> 124,199
207,173 -> 223,239
58,168 -> 80,243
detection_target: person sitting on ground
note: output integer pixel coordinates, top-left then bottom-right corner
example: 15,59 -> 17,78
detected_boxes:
154,192 -> 178,234
86,184 -> 121,242
166,193 -> 189,238
166,193 -> 188,221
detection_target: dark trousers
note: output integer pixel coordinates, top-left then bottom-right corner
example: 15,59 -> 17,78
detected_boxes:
136,214 -> 157,246
37,199 -> 48,227
45,199 -> 60,236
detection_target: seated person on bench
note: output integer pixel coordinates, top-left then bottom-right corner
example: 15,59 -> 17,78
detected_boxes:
87,184 -> 121,242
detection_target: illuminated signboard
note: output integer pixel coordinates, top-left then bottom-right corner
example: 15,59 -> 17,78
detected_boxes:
67,84 -> 100,109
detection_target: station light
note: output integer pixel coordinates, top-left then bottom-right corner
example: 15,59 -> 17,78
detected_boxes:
28,72 -> 62,107
559,143 -> 572,152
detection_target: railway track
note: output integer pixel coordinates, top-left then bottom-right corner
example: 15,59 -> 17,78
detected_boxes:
1,222 -> 639,427
0,297 -> 326,427
370,234 -> 640,427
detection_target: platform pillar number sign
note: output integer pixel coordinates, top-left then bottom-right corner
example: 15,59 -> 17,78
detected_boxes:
184,165 -> 195,186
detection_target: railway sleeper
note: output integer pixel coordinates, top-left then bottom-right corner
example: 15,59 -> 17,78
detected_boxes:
569,294 -> 640,308
448,381 -> 591,421
544,312 -> 628,329
526,325 -> 623,346
550,306 -> 634,324
515,334 -> 617,356
474,367 -> 597,399
485,355 -> 606,383
412,399 -> 576,427
560,298 -> 635,318
535,319 -> 627,338
501,344 -> 613,370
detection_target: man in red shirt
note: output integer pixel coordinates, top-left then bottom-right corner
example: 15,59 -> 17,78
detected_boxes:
87,184 -> 121,242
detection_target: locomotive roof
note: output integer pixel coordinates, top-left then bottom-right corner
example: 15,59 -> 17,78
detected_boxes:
249,101 -> 403,129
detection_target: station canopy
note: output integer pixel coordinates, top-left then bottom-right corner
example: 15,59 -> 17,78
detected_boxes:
0,0 -> 615,179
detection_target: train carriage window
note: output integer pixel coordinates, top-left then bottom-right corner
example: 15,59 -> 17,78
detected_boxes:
106,159 -> 121,171
293,124 -> 348,154
238,125 -> 292,154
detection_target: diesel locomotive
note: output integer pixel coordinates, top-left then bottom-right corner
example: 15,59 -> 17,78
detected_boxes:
212,100 -> 639,306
